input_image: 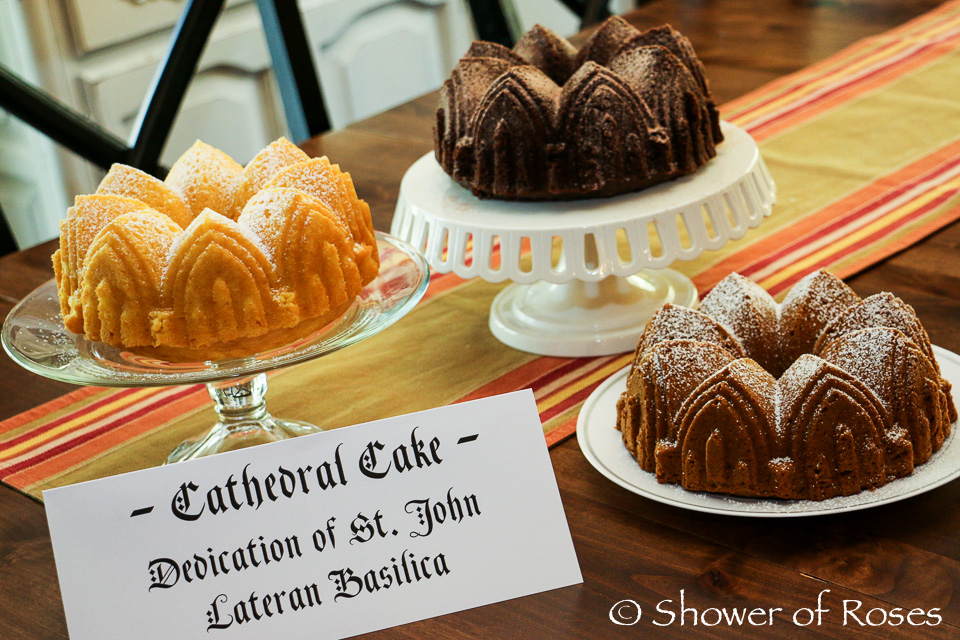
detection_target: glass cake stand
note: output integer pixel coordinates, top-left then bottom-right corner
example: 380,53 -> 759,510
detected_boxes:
1,232 -> 429,463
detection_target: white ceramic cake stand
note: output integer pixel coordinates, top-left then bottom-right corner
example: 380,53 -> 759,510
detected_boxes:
1,232 -> 429,463
391,121 -> 776,356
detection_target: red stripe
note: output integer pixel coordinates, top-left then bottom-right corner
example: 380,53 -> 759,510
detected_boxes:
530,357 -> 597,394
0,385 -> 202,477
454,357 -> 575,404
745,35 -> 960,136
0,387 -> 143,450
733,10 -> 960,124
738,154 -> 960,279
732,39 -> 903,123
768,189 -> 959,297
540,381 -> 607,424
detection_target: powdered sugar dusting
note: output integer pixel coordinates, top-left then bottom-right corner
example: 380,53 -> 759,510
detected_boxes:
641,304 -> 745,358
57,137 -> 373,354
700,272 -> 779,372
588,352 -> 960,515
617,268 -> 957,502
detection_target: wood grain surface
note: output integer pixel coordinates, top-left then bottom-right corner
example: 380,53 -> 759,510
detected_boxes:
1,1 -> 957,638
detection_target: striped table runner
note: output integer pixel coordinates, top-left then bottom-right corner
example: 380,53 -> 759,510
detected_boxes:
3,0 -> 960,501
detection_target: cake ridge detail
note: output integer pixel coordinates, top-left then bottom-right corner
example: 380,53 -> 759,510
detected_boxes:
53,138 -> 379,359
435,16 -> 722,200
616,269 -> 957,500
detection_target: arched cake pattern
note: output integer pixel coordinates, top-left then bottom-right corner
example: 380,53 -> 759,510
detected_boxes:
53,138 -> 379,359
435,16 -> 723,200
616,270 -> 957,500
81,210 -> 181,347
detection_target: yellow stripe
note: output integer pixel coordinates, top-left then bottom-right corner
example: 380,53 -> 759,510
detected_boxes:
728,16 -> 960,124
724,35 -> 899,119
0,387 -> 164,461
734,30 -> 948,125
536,355 -> 632,414
758,177 -> 960,290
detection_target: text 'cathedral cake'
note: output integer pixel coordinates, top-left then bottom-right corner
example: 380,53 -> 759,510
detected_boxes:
435,16 -> 723,200
53,138 -> 379,361
616,270 -> 957,501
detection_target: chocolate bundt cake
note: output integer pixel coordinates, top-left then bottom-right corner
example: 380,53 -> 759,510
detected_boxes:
53,138 -> 379,361
616,270 -> 957,500
435,16 -> 723,200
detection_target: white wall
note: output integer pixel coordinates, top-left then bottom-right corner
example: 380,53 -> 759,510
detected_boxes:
0,0 -> 69,249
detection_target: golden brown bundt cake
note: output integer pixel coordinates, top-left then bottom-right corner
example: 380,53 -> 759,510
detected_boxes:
227,137 -> 310,219
779,269 -> 861,369
97,164 -> 193,228
53,138 -> 379,361
633,303 -> 746,361
164,140 -> 242,219
616,269 -> 957,500
435,16 -> 722,200
664,359 -> 777,494
699,273 -> 780,375
774,355 -> 893,500
820,327 -> 952,466
617,340 -> 736,464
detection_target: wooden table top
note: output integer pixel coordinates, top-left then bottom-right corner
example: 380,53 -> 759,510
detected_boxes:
2,1 -> 959,637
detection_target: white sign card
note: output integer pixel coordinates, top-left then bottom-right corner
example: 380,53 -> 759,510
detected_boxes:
45,390 -> 582,639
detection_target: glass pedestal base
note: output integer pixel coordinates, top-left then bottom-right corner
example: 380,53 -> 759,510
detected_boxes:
166,374 -> 323,463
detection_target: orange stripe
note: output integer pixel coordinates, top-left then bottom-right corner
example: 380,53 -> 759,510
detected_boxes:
544,417 -> 578,448
737,19 -> 960,128
747,43 -> 960,142
6,391 -> 211,488
456,356 -> 575,403
423,272 -> 471,299
0,388 -> 162,462
0,386 -> 106,436
693,139 -> 960,289
534,357 -> 616,402
831,203 -> 960,278
724,5 -> 960,121
536,357 -> 629,414
0,386 -> 205,470
762,176 -> 960,290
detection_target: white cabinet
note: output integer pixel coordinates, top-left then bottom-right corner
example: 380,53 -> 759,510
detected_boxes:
78,4 -> 283,167
6,0 -> 474,247
77,0 -> 473,167
304,0 -> 472,128
0,0 -> 68,249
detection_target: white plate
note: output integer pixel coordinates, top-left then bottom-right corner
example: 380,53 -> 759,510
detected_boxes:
576,345 -> 960,517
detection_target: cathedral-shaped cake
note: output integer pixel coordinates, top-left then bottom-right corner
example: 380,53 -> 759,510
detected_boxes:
53,139 -> 379,361
435,16 -> 723,200
616,271 -> 957,500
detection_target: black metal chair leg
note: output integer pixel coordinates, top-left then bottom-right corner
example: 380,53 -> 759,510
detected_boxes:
466,0 -> 516,47
0,0 -> 331,187
0,202 -> 18,256
0,64 -> 128,172
127,0 -> 226,178
257,0 -> 331,141
580,0 -> 612,28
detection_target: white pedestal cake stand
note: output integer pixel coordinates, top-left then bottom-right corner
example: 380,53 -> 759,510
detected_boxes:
391,121 -> 776,356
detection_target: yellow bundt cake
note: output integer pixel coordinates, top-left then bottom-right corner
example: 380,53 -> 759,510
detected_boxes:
616,270 -> 957,500
53,138 -> 379,361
